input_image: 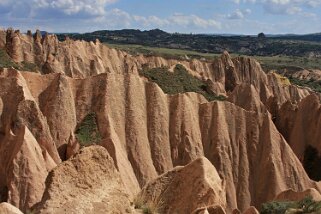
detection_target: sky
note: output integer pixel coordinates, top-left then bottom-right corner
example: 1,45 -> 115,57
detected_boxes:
0,0 -> 321,34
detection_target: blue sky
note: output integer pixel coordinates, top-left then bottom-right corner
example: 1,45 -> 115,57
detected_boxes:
0,0 -> 321,34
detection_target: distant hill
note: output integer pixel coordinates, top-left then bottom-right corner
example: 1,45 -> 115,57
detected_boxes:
57,29 -> 321,57
271,33 -> 321,42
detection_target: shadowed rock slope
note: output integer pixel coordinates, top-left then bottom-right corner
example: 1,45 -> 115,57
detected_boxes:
0,29 -> 321,213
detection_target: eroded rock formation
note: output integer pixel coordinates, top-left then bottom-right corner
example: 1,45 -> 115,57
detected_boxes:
0,29 -> 320,213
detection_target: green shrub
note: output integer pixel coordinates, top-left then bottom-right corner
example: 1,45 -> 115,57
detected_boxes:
75,113 -> 102,146
288,76 -> 321,93
139,64 -> 226,102
261,196 -> 321,214
261,201 -> 295,214
0,48 -> 19,69
0,48 -> 39,72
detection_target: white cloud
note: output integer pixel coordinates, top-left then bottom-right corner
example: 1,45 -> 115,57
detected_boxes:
264,0 -> 290,5
227,9 -> 251,19
168,14 -> 221,29
262,0 -> 321,6
234,0 -> 321,6
0,0 -> 221,31
0,0 -> 118,19
133,15 -> 169,27
233,0 -> 256,3
0,0 -> 320,34
286,6 -> 302,14
232,0 -> 321,15
34,0 -> 118,16
91,9 -> 221,31
0,0 -> 10,5
307,0 -> 321,7
248,0 -> 320,16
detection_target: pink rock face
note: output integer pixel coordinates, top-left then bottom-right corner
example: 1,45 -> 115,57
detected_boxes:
0,126 -> 56,212
66,134 -> 80,160
275,94 -> 321,158
0,29 -> 320,213
138,157 -> 226,214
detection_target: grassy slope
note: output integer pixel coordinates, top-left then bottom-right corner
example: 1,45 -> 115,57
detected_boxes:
139,64 -> 226,101
0,48 -> 39,72
256,55 -> 321,72
0,48 -> 19,68
106,43 -> 220,60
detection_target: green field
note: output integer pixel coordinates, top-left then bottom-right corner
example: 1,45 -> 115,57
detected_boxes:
105,43 -> 321,72
255,55 -> 321,72
105,43 -> 220,60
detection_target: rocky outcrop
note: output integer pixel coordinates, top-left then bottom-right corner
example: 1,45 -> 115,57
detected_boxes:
0,125 -> 56,212
281,68 -> 321,81
66,134 -> 80,159
0,68 -> 61,164
275,93 -> 321,158
0,69 -> 60,212
242,207 -> 259,214
0,203 -> 23,214
267,72 -> 310,107
199,99 -> 321,211
138,157 -> 226,214
193,205 -> 227,214
0,29 -> 6,48
0,70 -> 60,211
34,145 -> 132,214
227,84 -> 266,113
